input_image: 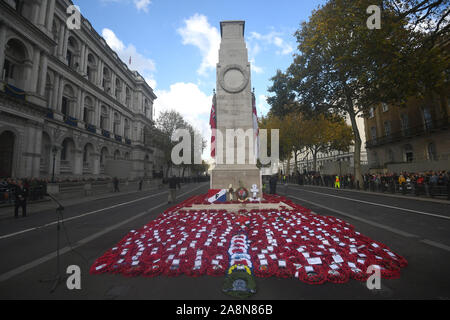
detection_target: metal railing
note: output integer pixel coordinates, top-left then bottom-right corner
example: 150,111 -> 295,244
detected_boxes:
366,117 -> 450,148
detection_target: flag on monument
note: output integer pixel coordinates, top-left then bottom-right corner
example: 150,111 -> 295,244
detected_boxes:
210,94 -> 217,158
206,189 -> 227,203
252,92 -> 259,163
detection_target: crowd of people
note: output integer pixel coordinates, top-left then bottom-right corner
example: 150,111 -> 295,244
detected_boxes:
281,170 -> 450,198
0,178 -> 48,204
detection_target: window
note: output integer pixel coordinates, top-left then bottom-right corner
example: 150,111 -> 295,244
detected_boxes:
2,59 -> 14,80
370,126 -> 377,141
369,107 -> 375,118
404,145 -> 414,163
384,121 -> 391,137
382,103 -> 389,112
66,50 -> 72,67
423,108 -> 433,129
61,97 -> 69,116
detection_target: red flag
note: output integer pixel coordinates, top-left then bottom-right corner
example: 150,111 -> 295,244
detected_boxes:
210,94 -> 217,158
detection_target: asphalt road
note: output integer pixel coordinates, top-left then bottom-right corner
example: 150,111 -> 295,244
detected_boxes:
0,182 -> 449,300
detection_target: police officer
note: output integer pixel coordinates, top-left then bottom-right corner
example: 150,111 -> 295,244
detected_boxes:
14,180 -> 28,218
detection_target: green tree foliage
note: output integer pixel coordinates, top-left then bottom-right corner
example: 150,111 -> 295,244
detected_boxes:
285,0 -> 449,184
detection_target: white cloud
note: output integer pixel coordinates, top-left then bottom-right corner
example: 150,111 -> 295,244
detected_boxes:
100,0 -> 152,13
177,14 -> 221,76
102,28 -> 157,88
134,0 -> 151,12
155,82 -> 213,158
249,31 -> 294,55
257,94 -> 270,116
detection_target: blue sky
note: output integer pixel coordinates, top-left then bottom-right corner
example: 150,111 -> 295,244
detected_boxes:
73,0 -> 326,158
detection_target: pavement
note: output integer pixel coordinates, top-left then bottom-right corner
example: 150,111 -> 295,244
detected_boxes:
0,182 -> 449,300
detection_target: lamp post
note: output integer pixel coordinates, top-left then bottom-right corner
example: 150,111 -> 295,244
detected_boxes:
51,146 -> 58,183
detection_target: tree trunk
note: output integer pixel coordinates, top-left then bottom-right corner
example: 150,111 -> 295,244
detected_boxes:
312,148 -> 318,172
286,153 -> 292,176
348,106 -> 362,188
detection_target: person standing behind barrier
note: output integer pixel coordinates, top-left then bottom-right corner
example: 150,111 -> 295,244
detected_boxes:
399,174 -> 406,194
113,177 -> 120,192
335,175 -> 340,189
168,175 -> 180,203
14,180 -> 28,218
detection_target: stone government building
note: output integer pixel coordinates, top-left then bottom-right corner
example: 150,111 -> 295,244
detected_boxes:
364,94 -> 450,173
0,0 -> 163,180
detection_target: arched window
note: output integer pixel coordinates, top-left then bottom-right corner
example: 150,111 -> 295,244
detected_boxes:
115,78 -> 122,100
3,38 -> 28,90
100,147 -> 108,166
66,36 -> 79,69
114,150 -> 120,160
113,112 -> 120,135
86,53 -> 97,83
100,106 -> 109,130
102,67 -> 111,92
62,84 -> 75,116
124,118 -> 130,139
84,96 -> 93,124
125,87 -> 131,107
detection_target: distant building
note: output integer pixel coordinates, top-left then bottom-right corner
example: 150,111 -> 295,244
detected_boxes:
0,0 -> 161,179
364,94 -> 450,173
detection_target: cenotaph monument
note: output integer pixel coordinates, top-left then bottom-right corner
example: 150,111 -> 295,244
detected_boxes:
210,21 -> 262,197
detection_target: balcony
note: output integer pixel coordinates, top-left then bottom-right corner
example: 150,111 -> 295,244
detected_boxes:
46,109 -> 54,119
125,138 -> 132,145
366,117 -> 449,148
102,129 -> 111,138
4,83 -> 25,100
85,123 -> 96,133
115,134 -> 123,143
64,115 -> 78,127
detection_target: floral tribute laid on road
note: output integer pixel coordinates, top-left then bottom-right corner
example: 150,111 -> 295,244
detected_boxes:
90,192 -> 407,296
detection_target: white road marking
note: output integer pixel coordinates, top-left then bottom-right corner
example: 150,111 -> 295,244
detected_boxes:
287,193 -> 450,253
290,186 -> 450,221
287,194 -> 418,238
0,190 -> 167,241
0,184 -> 206,283
420,239 -> 450,253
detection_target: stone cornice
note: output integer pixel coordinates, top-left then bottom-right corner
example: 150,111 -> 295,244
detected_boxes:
0,2 -> 57,51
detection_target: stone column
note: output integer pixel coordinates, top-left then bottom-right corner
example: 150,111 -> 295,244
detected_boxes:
79,44 -> 86,74
38,0 -> 48,28
46,0 -> 55,31
57,23 -> 66,58
29,48 -> 41,93
78,90 -> 84,120
52,74 -> 60,110
92,153 -> 101,175
97,60 -> 104,87
73,149 -> 83,175
38,52 -> 48,97
0,24 -> 6,76
56,77 -> 64,112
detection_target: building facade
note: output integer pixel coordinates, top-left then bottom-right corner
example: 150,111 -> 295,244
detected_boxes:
0,0 -> 161,179
364,93 -> 450,173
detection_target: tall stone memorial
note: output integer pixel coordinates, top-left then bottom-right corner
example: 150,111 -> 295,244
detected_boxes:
211,21 -> 262,196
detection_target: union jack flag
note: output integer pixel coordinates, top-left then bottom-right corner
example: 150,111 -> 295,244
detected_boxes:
210,94 -> 217,158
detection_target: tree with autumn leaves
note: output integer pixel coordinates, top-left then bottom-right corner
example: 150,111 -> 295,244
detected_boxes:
259,112 -> 353,174
267,0 -> 449,185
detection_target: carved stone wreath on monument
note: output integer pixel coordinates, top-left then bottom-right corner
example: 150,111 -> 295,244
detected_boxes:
218,64 -> 249,94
